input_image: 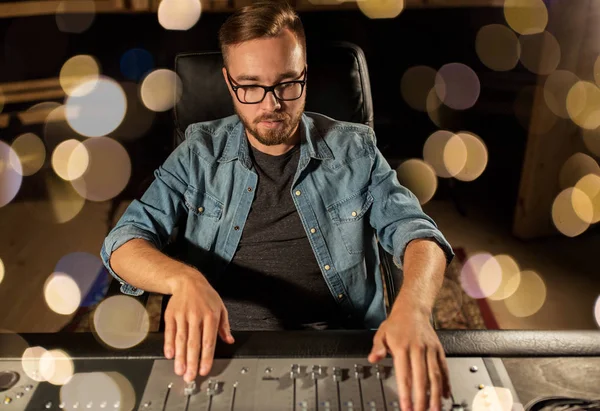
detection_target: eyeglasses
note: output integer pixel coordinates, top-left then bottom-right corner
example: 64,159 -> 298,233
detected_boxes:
225,67 -> 307,104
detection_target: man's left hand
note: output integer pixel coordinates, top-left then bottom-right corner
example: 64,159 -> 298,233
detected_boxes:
368,307 -> 451,411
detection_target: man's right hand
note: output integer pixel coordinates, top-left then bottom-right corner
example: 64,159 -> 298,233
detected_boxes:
163,274 -> 235,382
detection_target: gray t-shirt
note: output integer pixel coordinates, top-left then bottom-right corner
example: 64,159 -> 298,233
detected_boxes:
215,143 -> 345,331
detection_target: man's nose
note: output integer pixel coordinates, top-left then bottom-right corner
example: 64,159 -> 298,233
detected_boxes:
260,90 -> 281,110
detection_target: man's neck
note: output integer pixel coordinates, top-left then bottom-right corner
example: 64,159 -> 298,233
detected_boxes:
246,126 -> 301,156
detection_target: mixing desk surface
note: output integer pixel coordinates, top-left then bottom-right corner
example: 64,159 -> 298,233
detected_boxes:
0,330 -> 599,411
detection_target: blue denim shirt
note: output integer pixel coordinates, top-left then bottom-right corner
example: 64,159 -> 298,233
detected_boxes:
100,112 -> 454,329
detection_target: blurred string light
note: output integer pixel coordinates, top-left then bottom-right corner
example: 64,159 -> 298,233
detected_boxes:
357,0 -> 404,19
109,82 -> 156,142
435,63 -> 480,110
70,137 -> 131,202
575,174 -> 600,224
60,372 -> 136,411
59,55 -> 100,97
400,65 -> 437,112
485,255 -> 521,302
395,159 -> 438,205
476,24 -> 521,72
460,253 -> 503,299
544,70 -> 579,119
567,81 -> 600,130
51,139 -> 89,181
503,0 -> 548,35
453,132 -> 488,182
44,272 -> 82,315
595,296 -> 600,328
559,153 -> 600,190
552,187 -> 592,237
518,31 -> 561,75
22,346 -> 48,382
0,141 -> 23,208
39,349 -> 74,385
0,257 -> 4,285
582,127 -> 600,157
55,0 -> 95,33
93,295 -> 150,349
65,76 -> 127,137
10,133 -> 46,176
158,0 -> 202,30
514,86 -> 557,135
504,270 -> 546,317
140,69 -> 183,112
44,106 -> 83,156
55,253 -> 107,308
472,386 -> 515,411
120,48 -> 155,82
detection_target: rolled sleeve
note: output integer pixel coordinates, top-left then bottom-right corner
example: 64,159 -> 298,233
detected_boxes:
391,219 -> 454,270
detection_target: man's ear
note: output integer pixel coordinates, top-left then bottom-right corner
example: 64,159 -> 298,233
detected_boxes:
222,66 -> 235,98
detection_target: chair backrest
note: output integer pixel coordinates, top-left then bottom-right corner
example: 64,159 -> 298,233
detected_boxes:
173,41 -> 374,147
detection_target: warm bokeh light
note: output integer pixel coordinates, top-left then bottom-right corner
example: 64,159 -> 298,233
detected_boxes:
0,141 -> 23,208
10,133 -> 45,176
582,127 -> 600,157
486,255 -> 521,302
109,82 -> 156,142
93,295 -> 150,349
70,137 -> 131,202
65,76 -> 127,137
0,258 -> 4,285
39,349 -> 74,386
476,24 -> 520,71
357,0 -> 404,19
460,253 -> 502,299
55,253 -> 107,308
454,131 -> 488,182
140,69 -> 183,112
566,81 -> 600,130
55,0 -> 96,33
595,296 -> 600,328
514,86 -> 557,135
423,130 -> 467,178
60,372 -> 136,411
552,188 -> 592,237
158,0 -> 202,30
21,346 -> 49,382
435,63 -> 480,110
400,66 -> 437,112
120,48 -> 154,82
396,159 -> 438,205
575,174 -> 600,224
503,0 -> 548,35
544,70 -> 579,119
472,385 -> 514,411
51,139 -> 90,181
519,31 -> 561,75
44,272 -> 82,315
504,270 -> 547,317
425,88 -> 451,128
559,153 -> 600,190
59,55 -> 100,97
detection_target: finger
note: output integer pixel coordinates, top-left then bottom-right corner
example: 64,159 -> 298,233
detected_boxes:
199,313 -> 218,376
185,316 -> 201,382
394,346 -> 412,411
174,316 -> 188,376
410,345 -> 428,411
427,348 -> 443,411
368,331 -> 387,363
438,348 -> 452,398
218,307 -> 235,344
164,316 -> 175,359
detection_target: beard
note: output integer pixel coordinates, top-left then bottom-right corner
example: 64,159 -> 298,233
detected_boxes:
235,102 -> 305,146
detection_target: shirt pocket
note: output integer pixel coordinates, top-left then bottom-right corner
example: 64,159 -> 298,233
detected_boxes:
327,189 -> 374,255
183,187 -> 224,250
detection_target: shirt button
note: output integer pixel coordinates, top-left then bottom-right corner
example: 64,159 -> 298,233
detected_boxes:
324,264 -> 330,271
295,190 -> 301,196
247,187 -> 253,192
234,226 -> 240,231
351,211 -> 357,217
338,293 -> 344,299
310,228 -> 316,234
198,206 -> 204,213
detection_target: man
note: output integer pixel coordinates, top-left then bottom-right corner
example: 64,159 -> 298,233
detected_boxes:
101,1 -> 454,410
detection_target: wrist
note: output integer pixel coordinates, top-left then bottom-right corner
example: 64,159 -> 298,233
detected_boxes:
390,294 -> 432,318
167,266 -> 207,295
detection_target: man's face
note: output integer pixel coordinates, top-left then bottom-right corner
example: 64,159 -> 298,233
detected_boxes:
222,29 -> 306,146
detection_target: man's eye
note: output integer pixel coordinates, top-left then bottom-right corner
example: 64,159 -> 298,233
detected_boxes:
241,86 -> 261,91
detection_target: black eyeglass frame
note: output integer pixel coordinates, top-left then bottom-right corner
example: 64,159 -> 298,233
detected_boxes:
225,66 -> 307,104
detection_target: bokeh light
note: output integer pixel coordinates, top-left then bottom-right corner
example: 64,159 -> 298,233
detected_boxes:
552,187 -> 592,237
55,253 -> 108,308
559,153 -> 600,190
65,76 -> 127,137
582,127 -> 600,157
423,130 -> 468,178
476,24 -> 521,71
544,70 -> 580,119
460,253 -> 502,299
51,139 -> 90,181
357,0 -> 404,19
0,258 -> 4,285
503,0 -> 548,35
487,255 -> 521,302
21,346 -> 49,382
10,133 -> 46,176
93,295 -> 150,349
55,0 -> 95,33
59,55 -> 100,97
504,270 -> 547,317
574,174 -> 600,224
43,272 -> 82,315
158,0 -> 202,30
454,131 -> 488,182
595,296 -> 600,328
39,349 -> 74,385
472,385 -> 514,411
43,106 -> 83,156
120,48 -> 154,82
0,141 -> 23,208
519,31 -> 561,75
60,372 -> 136,411
70,137 -> 131,202
140,69 -> 183,112
515,86 -> 557,135
400,65 -> 437,112
396,159 -> 438,205
109,82 -> 156,142
566,81 -> 600,130
435,63 -> 480,110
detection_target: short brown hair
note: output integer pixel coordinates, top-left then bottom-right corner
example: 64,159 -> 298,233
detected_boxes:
218,0 -> 306,67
